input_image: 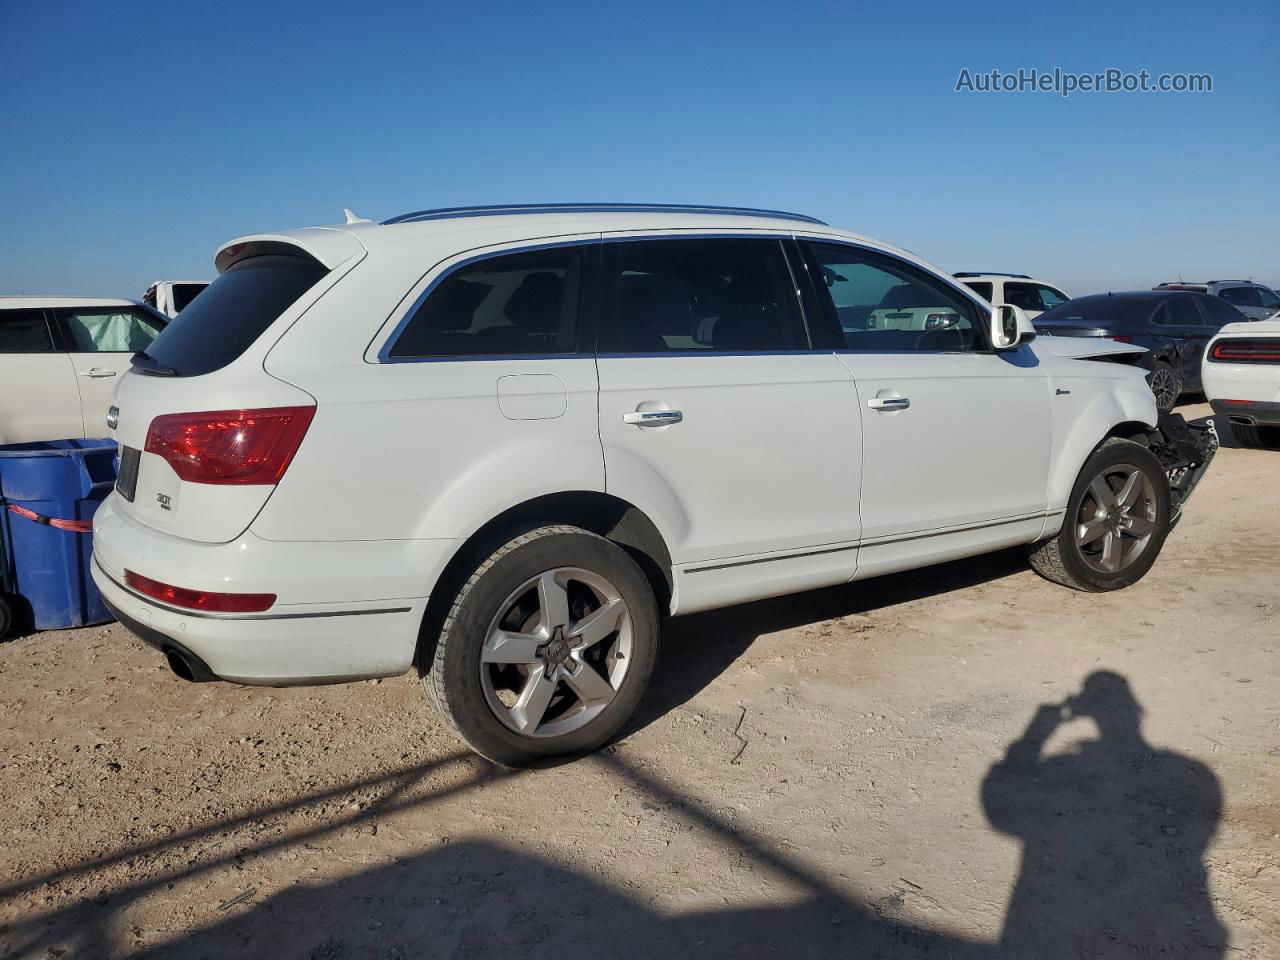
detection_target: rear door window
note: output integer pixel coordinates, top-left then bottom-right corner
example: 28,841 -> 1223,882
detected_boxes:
143,254 -> 328,376
54,307 -> 166,353
388,246 -> 584,358
599,238 -> 807,353
1164,296 -> 1202,326
0,309 -> 56,353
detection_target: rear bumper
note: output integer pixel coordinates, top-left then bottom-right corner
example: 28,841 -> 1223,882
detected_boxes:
93,558 -> 426,684
1210,399 -> 1280,427
90,496 -> 445,684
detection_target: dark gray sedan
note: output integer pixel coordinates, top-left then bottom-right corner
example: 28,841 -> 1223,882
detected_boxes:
1034,291 -> 1246,411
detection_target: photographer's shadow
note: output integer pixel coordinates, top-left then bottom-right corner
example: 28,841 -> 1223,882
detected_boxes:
983,671 -> 1226,958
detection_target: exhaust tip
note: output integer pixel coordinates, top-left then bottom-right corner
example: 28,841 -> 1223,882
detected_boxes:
165,649 -> 197,682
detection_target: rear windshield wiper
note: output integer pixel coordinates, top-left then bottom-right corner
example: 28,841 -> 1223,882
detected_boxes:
130,351 -> 178,377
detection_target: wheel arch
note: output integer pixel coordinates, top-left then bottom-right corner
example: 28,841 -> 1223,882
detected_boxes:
1048,381 -> 1159,508
413,491 -> 674,668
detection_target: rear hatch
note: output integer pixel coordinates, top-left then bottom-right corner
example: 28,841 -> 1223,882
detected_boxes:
110,232 -> 362,544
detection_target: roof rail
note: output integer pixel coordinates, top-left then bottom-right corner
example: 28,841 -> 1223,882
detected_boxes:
382,203 -> 827,226
953,272 -> 1032,279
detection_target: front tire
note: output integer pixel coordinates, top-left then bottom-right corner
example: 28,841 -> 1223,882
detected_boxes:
424,525 -> 659,766
1027,437 -> 1172,592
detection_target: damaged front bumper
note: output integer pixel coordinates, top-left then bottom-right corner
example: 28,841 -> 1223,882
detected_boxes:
1147,412 -> 1218,519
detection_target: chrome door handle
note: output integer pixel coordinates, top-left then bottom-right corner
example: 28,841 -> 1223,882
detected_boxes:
79,368 -> 118,378
623,409 -> 683,427
868,396 -> 910,411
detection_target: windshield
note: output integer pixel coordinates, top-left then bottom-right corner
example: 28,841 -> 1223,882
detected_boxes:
141,255 -> 327,376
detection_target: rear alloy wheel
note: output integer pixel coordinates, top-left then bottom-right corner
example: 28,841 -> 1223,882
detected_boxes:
424,525 -> 659,765
1147,362 -> 1180,413
1027,437 -> 1172,591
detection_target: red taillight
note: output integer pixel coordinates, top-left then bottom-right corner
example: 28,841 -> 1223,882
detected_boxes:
1109,335 -> 1135,344
144,406 -> 315,485
125,570 -> 276,613
1209,340 -> 1280,363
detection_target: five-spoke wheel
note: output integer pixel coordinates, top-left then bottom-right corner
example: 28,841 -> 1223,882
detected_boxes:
480,568 -> 633,738
1074,463 -> 1158,574
424,525 -> 659,766
1028,437 -> 1172,591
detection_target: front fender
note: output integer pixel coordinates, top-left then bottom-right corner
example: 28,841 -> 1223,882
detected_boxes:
1047,373 -> 1158,509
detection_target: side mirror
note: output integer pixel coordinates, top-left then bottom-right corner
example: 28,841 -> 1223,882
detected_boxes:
991,304 -> 1036,350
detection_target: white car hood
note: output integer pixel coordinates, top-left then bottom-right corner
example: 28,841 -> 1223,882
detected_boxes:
1031,336 -> 1148,360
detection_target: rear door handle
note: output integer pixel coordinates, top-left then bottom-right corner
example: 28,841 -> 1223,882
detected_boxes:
79,368 -> 118,378
623,409 -> 683,427
868,396 -> 910,411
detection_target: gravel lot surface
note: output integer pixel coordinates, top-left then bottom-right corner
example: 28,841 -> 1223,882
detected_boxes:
1,403 -> 1276,959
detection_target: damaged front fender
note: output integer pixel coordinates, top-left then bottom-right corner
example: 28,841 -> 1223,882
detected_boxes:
1146,413 -> 1218,519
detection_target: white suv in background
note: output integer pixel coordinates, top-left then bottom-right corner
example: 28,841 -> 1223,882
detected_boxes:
955,272 -> 1070,318
142,280 -> 209,318
92,204 -> 1216,765
1155,281 -> 1280,322
0,297 -> 167,442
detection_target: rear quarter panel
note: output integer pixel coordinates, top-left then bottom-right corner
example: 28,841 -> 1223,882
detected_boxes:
257,233 -> 608,553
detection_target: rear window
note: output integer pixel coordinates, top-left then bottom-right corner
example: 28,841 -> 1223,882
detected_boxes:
1036,297 -> 1153,327
962,281 -> 993,302
142,255 -> 327,376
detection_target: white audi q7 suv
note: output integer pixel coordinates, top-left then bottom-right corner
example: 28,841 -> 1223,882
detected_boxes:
92,204 -> 1216,765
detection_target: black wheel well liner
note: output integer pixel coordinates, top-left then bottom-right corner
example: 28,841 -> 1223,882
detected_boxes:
413,492 -> 673,669
1104,420 -> 1155,445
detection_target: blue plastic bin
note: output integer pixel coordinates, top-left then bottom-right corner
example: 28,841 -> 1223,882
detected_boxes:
0,439 -> 117,631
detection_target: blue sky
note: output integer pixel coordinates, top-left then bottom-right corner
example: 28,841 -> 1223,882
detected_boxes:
2,0 -> 1276,297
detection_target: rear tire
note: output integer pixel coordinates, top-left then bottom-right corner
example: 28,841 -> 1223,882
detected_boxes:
424,525 -> 659,766
1027,437 -> 1172,592
1147,361 -> 1180,413
0,596 -> 11,640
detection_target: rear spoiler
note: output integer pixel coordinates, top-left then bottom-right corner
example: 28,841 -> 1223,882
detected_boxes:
214,228 -> 366,274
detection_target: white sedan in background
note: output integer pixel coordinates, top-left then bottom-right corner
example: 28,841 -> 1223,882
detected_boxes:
0,297 -> 168,442
1202,318 -> 1280,448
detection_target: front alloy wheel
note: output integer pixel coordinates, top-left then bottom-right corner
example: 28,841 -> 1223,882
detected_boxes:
1027,437 -> 1172,591
1073,463 -> 1159,574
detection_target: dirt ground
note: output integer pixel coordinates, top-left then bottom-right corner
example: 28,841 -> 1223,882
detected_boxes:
1,402 -> 1276,959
